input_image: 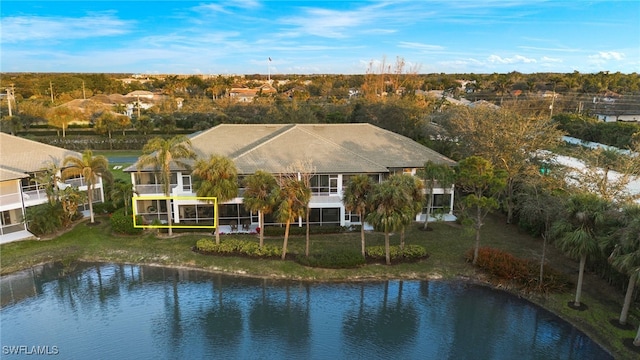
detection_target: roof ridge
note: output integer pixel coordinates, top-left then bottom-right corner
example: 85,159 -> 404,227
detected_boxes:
231,124 -> 296,160
294,124 -> 391,171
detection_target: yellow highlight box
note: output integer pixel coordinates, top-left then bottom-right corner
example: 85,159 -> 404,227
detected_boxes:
132,196 -> 217,229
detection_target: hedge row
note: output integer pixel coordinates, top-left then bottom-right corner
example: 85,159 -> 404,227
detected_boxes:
365,245 -> 429,262
195,238 -> 281,258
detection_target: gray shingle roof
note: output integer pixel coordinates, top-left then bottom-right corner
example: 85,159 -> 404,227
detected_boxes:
127,123 -> 456,174
0,167 -> 29,181
0,133 -> 82,174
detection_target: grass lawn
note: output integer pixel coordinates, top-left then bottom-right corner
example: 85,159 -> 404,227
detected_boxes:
1,213 -> 638,359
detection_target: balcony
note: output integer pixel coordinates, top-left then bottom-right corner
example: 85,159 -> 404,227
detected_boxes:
135,184 -> 178,195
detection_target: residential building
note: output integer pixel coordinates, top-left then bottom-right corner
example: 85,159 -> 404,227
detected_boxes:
0,133 -> 107,243
125,123 -> 457,232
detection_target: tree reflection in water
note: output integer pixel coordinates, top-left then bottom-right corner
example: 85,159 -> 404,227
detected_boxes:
0,263 -> 613,360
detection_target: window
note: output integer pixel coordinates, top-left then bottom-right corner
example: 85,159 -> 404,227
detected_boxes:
310,175 -> 338,195
422,194 -> 452,213
305,207 -> 341,226
182,175 -> 192,192
344,211 -> 361,223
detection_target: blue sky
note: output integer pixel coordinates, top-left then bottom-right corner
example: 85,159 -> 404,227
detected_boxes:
1,1 -> 639,75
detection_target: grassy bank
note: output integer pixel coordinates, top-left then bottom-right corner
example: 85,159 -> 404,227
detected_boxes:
1,214 -> 638,359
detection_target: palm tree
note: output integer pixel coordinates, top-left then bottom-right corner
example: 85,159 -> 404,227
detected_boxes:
243,171 -> 278,248
343,174 -> 374,258
33,162 -> 62,205
110,179 -> 138,216
59,186 -> 86,226
137,135 -> 196,235
192,155 -> 238,245
365,179 -> 408,265
388,174 -> 423,250
553,193 -> 610,308
607,204 -> 640,326
62,150 -> 113,223
273,175 -> 311,261
418,161 -> 455,230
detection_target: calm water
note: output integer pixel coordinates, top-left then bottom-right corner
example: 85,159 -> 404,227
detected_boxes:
1,262 -> 612,360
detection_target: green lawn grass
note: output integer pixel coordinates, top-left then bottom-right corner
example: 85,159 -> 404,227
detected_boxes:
1,213 -> 638,359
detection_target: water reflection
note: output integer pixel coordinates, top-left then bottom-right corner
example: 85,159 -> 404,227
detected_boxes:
1,263 -> 612,360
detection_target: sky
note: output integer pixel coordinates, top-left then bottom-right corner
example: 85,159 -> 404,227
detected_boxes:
1,1 -> 639,75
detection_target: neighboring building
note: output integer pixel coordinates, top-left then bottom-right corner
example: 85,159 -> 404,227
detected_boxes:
0,133 -> 107,243
594,111 -> 640,123
228,84 -> 277,102
125,123 -> 457,232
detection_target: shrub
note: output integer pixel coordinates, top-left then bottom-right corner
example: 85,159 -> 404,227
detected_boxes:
24,203 -> 64,235
296,249 -> 365,269
467,247 -> 568,293
195,238 -> 281,258
110,208 -> 143,235
365,245 -> 428,263
93,201 -> 117,215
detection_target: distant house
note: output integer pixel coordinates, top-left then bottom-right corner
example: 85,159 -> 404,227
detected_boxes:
0,133 -> 107,243
228,84 -> 277,102
125,123 -> 457,232
595,111 -> 640,123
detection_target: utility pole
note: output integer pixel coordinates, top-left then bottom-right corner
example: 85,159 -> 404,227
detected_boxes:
49,81 -> 54,103
82,81 -> 86,99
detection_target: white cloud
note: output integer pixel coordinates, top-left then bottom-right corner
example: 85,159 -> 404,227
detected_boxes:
398,42 -> 444,52
0,15 -> 132,43
541,56 -> 562,63
488,54 -> 537,64
589,51 -> 625,61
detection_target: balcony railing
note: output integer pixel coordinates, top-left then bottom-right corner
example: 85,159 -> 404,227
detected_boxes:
65,177 -> 87,187
135,184 -> 178,195
0,193 -> 22,206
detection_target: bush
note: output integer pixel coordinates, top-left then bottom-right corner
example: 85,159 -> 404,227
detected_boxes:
24,203 -> 64,235
466,247 -> 568,293
195,238 -> 281,258
296,249 -> 365,269
93,201 -> 117,215
365,245 -> 428,263
110,208 -> 143,235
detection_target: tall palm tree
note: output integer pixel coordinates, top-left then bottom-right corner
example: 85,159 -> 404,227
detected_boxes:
365,179 -> 408,265
137,135 -> 196,235
553,193 -> 610,307
388,174 -> 423,250
273,175 -> 311,261
243,170 -> 278,248
607,204 -> 640,326
192,155 -> 238,245
343,174 -> 374,258
62,150 -> 113,223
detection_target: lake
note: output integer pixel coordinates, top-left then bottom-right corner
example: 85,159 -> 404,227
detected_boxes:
1,262 -> 612,359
